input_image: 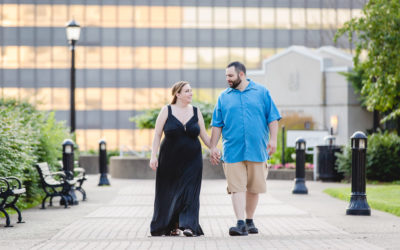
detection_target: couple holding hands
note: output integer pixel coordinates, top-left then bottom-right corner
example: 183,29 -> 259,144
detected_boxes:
149,61 -> 281,237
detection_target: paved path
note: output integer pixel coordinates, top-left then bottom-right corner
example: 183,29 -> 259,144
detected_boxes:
1,175 -> 399,249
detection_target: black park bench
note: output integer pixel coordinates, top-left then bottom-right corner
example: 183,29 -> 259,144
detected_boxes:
35,162 -> 76,209
0,177 -> 26,227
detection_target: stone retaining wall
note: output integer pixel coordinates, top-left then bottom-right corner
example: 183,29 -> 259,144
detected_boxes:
108,156 -> 314,180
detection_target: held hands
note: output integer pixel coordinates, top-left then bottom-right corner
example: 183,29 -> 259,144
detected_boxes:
149,156 -> 158,171
210,147 -> 221,165
267,139 -> 277,156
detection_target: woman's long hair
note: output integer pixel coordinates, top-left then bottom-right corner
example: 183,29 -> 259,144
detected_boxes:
171,81 -> 189,104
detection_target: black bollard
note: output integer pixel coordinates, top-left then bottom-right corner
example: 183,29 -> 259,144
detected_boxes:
61,139 -> 79,205
346,131 -> 371,215
292,137 -> 308,194
98,139 -> 110,186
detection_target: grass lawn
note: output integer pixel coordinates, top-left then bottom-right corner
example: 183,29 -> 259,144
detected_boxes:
324,185 -> 400,217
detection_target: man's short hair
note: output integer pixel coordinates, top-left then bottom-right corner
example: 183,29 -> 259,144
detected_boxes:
227,61 -> 246,75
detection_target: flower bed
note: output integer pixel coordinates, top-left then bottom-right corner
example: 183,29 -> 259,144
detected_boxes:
270,163 -> 314,170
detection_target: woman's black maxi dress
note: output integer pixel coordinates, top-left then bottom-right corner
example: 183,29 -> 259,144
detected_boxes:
150,105 -> 204,236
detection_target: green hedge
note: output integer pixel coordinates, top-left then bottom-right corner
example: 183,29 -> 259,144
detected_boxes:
0,98 -> 71,209
335,131 -> 400,182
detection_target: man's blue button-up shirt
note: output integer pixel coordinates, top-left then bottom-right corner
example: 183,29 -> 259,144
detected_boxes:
211,79 -> 281,163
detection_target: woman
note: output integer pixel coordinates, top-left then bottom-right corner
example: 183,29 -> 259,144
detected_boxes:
149,81 -> 210,237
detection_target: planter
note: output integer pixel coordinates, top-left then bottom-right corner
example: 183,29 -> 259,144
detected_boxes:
109,156 -> 224,179
109,156 -> 314,180
79,155 -> 99,174
267,169 -> 314,180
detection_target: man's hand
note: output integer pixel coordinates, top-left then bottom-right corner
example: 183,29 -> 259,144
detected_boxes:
210,147 -> 221,165
149,156 -> 158,171
267,139 -> 277,156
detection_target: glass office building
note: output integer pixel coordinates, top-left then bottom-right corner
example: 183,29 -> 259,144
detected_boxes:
0,0 -> 366,151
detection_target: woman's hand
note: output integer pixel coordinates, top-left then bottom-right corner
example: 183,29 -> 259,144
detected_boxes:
149,156 -> 158,171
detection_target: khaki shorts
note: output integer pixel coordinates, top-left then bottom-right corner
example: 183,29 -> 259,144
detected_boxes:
223,161 -> 269,194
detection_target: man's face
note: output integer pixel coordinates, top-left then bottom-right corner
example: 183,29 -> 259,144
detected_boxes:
225,66 -> 241,89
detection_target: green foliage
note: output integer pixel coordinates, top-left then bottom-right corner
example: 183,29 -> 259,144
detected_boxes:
129,100 -> 214,129
269,129 -> 313,164
129,108 -> 160,129
192,100 -> 213,129
0,98 -> 71,208
335,131 -> 400,181
335,0 -> 400,123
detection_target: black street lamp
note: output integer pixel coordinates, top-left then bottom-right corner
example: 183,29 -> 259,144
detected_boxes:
65,20 -> 81,133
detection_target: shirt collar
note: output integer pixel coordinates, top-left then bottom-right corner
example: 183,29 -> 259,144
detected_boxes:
227,79 -> 257,93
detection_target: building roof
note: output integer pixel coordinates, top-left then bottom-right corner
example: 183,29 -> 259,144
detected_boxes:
248,46 -> 353,76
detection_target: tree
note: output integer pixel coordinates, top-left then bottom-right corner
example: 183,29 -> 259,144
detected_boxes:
335,0 -> 400,125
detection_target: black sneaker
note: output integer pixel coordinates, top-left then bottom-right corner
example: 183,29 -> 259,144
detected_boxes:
245,220 -> 259,234
229,220 -> 248,236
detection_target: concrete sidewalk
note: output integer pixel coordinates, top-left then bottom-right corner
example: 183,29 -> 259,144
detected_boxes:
1,175 -> 399,250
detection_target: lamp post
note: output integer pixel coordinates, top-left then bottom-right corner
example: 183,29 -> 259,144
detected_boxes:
65,20 -> 81,133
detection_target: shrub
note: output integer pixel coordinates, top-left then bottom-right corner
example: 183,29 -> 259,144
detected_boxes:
0,98 -> 71,208
335,131 -> 400,182
130,100 -> 214,129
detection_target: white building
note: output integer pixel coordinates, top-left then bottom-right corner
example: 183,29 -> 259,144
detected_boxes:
248,46 -> 372,146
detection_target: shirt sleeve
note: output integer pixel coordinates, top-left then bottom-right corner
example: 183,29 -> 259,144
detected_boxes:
211,97 -> 224,127
265,89 -> 281,124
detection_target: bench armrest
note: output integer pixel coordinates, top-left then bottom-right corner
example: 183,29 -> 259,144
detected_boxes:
0,177 -> 10,193
5,176 -> 23,189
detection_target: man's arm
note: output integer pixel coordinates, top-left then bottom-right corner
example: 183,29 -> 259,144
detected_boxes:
267,120 -> 278,156
210,126 -> 222,165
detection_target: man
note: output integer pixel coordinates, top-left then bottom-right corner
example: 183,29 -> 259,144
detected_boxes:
210,61 -> 281,236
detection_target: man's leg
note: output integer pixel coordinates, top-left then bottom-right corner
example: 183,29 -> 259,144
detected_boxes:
232,192 -> 246,220
245,191 -> 259,219
245,161 -> 268,234
223,162 -> 248,236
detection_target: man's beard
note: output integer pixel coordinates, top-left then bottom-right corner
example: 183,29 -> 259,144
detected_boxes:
229,78 -> 241,89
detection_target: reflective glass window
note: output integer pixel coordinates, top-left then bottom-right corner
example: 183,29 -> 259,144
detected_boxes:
150,47 -> 166,68
321,8 -> 337,28
36,4 -> 52,26
276,8 -> 291,29
244,48 -> 261,69
118,6 -> 134,27
306,8 -> 321,29
52,5 -> 68,26
182,7 -> 197,28
2,4 -> 18,26
183,48 -> 197,69
245,8 -> 260,28
230,48 -> 244,63
19,4 -> 34,26
150,6 -> 165,28
198,7 -> 212,28
292,8 -> 306,29
261,8 -> 275,28
134,6 -> 150,28
166,47 -> 182,69
229,7 -> 244,28
68,5 -> 85,25
166,7 -> 182,28
214,48 -> 229,68
198,48 -> 213,68
214,7 -> 229,29
102,6 -> 117,27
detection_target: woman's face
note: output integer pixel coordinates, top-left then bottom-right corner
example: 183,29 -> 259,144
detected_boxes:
177,84 -> 193,103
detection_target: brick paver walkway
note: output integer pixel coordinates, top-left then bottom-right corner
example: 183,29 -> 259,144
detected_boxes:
29,179 -> 383,250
